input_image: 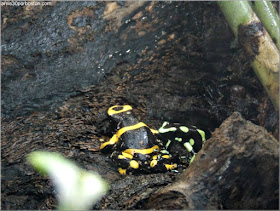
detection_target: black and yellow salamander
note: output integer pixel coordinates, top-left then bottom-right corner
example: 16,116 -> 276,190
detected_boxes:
100,105 -> 177,175
157,121 -> 207,164
100,105 -> 208,175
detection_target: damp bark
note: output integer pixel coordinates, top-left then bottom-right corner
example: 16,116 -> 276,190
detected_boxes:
1,1 -> 279,210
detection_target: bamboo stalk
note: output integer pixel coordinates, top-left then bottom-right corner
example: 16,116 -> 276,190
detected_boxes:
218,1 -> 279,111
250,1 -> 280,49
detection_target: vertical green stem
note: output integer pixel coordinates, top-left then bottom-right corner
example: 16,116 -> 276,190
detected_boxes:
218,1 -> 279,111
250,1 -> 280,49
218,1 -> 254,37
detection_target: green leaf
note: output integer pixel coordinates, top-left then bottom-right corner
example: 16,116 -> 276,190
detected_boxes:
27,151 -> 109,210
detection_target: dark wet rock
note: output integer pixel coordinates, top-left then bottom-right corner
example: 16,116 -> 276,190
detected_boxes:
1,1 -> 148,118
147,112 -> 279,210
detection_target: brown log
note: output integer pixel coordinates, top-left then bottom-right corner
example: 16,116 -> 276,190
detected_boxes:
147,112 -> 279,209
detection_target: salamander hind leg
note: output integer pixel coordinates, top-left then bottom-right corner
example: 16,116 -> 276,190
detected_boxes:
149,154 -> 178,173
111,151 -> 141,175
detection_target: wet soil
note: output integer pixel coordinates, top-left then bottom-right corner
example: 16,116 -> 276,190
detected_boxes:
1,1 -> 279,210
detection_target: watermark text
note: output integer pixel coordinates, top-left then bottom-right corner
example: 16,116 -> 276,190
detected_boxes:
1,1 -> 52,7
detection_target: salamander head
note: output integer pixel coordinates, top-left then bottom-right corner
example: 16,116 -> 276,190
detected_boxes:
107,105 -> 134,123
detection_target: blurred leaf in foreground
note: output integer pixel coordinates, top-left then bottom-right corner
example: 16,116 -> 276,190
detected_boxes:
27,150 -> 109,210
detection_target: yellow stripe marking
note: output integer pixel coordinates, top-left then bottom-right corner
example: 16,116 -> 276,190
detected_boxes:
100,122 -> 148,150
122,152 -> 133,159
108,105 -> 132,116
100,134 -> 118,150
197,129 -> 206,141
123,145 -> 159,155
116,122 -> 148,138
150,128 -> 159,134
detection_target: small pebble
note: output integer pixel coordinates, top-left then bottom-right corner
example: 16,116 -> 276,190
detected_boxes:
230,85 -> 246,98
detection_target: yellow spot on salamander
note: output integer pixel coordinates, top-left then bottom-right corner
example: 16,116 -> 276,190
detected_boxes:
189,138 -> 195,146
118,155 -> 125,159
164,164 -> 177,170
179,126 -> 189,133
130,160 -> 139,169
174,137 -> 182,142
184,142 -> 193,152
107,105 -> 132,116
153,155 -> 158,160
150,160 -> 157,167
162,155 -> 170,159
118,168 -> 127,175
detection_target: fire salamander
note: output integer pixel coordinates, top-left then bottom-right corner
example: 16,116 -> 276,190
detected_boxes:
100,105 -> 208,175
